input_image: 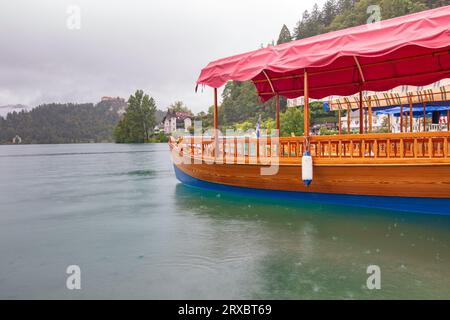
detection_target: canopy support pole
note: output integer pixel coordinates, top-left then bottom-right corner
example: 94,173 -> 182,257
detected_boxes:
354,56 -> 366,83
262,70 -> 280,132
365,106 -> 368,133
359,91 -> 363,134
338,109 -> 342,134
409,97 -> 413,132
276,95 -> 280,131
400,104 -> 403,133
355,56 -> 365,135
213,88 -> 219,158
423,101 -> 426,132
347,104 -> 351,134
304,69 -> 310,137
368,97 -> 372,133
447,110 -> 450,131
388,114 -> 391,133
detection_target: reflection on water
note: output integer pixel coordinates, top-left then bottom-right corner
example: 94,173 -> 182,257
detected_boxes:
174,184 -> 450,299
0,143 -> 449,299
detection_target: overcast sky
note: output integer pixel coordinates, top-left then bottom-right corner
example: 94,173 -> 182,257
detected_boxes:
0,0 -> 326,113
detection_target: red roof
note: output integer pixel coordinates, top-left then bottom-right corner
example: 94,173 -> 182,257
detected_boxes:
196,6 -> 450,101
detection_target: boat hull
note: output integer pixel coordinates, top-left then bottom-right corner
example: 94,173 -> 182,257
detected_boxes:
173,161 -> 450,215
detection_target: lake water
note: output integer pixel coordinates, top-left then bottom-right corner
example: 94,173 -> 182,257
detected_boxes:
0,143 -> 449,299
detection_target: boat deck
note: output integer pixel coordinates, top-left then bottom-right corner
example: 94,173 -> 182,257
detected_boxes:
174,131 -> 450,166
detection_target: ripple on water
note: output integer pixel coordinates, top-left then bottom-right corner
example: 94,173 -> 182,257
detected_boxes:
126,170 -> 156,176
108,170 -> 157,177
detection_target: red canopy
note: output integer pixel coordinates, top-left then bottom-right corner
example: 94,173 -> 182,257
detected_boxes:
196,6 -> 450,102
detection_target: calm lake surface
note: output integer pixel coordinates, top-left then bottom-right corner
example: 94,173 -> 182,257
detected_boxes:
0,143 -> 449,299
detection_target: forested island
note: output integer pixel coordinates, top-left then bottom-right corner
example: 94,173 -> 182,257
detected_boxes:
0,100 -> 124,144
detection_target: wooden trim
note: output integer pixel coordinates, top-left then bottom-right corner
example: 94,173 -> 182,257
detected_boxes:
213,88 -> 218,158
253,50 -> 448,84
423,101 -> 427,132
359,91 -> 363,134
258,69 -> 450,96
448,110 -> 450,132
368,97 -> 372,133
175,132 -> 450,168
329,88 -> 450,111
276,94 -> 280,131
338,109 -> 342,134
213,88 -> 218,129
347,104 -> 351,134
262,70 -> 276,94
409,96 -> 413,133
354,56 -> 365,83
400,104 -> 403,133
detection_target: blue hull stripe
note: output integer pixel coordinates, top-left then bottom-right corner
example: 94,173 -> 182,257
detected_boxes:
174,165 -> 450,215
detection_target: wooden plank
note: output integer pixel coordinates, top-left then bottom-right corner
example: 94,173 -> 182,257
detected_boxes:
350,141 -> 354,158
387,139 -> 391,158
428,138 -> 433,158
444,138 -> 448,158
361,140 -> 365,158
414,138 -> 418,158
328,140 -> 332,158
399,138 -> 404,158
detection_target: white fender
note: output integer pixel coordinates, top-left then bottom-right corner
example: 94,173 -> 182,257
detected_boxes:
302,151 -> 313,186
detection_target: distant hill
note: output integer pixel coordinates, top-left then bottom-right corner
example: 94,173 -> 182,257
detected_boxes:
0,98 -> 167,144
0,100 -> 127,144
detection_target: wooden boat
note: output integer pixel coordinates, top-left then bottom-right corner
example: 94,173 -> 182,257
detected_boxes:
170,6 -> 450,215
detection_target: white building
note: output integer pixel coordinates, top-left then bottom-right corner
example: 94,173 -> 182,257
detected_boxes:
163,112 -> 192,134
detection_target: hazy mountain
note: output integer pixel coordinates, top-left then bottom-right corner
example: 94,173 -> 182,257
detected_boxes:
0,99 -> 126,144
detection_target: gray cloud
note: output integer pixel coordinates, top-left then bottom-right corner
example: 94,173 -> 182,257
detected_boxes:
0,0 -> 325,113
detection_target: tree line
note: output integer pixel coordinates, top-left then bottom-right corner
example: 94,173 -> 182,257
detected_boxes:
0,100 -> 125,144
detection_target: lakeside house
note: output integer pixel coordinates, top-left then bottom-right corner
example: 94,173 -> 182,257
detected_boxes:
163,112 -> 192,134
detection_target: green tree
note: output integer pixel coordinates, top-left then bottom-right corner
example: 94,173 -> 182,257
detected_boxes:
220,81 -> 287,128
321,0 -> 338,25
277,24 -> 292,45
114,90 -> 157,143
380,0 -> 427,19
280,107 -> 304,137
168,101 -> 193,115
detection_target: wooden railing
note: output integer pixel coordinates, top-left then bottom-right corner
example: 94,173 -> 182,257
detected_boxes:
174,131 -> 450,162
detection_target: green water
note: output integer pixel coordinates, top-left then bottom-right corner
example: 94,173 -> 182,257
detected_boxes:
0,143 -> 449,299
